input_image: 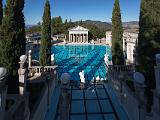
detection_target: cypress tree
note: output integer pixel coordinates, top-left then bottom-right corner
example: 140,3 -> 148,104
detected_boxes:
111,0 -> 124,65
0,0 -> 3,25
137,0 -> 160,88
0,0 -> 26,93
13,0 -> 26,54
0,0 -> 19,93
40,0 -> 51,66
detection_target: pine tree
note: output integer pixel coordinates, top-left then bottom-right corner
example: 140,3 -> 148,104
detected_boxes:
40,0 -> 51,66
137,0 -> 160,88
0,0 -> 3,25
111,0 -> 124,65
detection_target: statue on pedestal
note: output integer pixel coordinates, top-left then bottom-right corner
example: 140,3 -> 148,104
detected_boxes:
51,54 -> 55,65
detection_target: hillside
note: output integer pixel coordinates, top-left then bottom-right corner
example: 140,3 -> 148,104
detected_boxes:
83,20 -> 112,30
25,20 -> 139,35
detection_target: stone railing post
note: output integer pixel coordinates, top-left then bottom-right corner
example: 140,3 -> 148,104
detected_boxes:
134,72 -> 146,120
18,55 -> 27,95
60,73 -> 70,120
0,67 -> 8,120
28,50 -> 32,68
151,54 -> 160,120
155,54 -> 160,93
18,55 -> 30,120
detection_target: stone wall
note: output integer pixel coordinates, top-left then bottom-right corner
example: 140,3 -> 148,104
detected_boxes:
30,72 -> 58,120
110,80 -> 140,120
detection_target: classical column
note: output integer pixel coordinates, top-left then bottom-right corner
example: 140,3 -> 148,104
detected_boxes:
81,34 -> 83,43
70,34 -> 72,42
86,34 -> 88,43
70,34 -> 73,42
85,34 -> 86,43
77,34 -> 79,43
69,34 -> 71,42
83,34 -> 85,43
75,34 -> 77,43
73,34 -> 74,43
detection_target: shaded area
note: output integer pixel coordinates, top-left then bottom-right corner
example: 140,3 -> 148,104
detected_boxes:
54,83 -> 120,120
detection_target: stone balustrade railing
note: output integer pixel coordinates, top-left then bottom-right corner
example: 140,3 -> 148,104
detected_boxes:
29,66 -> 57,77
107,65 -> 147,120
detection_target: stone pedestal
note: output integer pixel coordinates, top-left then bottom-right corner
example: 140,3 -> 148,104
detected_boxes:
0,67 -> 8,120
28,50 -> 32,68
18,55 -> 27,95
60,79 -> 70,120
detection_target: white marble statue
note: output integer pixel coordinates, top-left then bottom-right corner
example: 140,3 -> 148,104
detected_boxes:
79,70 -> 85,83
51,54 -> 55,61
64,39 -> 66,44
91,40 -> 95,44
96,76 -> 100,81
104,54 -> 109,63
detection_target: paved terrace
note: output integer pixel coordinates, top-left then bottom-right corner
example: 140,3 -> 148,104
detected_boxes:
45,82 -> 129,120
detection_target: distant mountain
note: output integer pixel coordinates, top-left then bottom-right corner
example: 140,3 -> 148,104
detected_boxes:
83,20 -> 112,30
82,20 -> 139,32
25,25 -> 36,28
123,21 -> 139,29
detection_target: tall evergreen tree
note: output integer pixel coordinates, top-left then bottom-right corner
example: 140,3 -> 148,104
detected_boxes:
13,0 -> 26,54
40,0 -> 51,66
111,0 -> 124,65
0,0 -> 3,25
137,0 -> 160,88
0,0 -> 25,93
0,0 -> 19,93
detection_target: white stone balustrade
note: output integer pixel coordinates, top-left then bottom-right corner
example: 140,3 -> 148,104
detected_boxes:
29,66 -> 57,77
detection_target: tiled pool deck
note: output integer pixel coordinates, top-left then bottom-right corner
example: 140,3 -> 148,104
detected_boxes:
53,83 -> 129,120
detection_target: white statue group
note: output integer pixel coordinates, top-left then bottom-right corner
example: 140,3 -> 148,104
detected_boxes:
79,70 -> 104,83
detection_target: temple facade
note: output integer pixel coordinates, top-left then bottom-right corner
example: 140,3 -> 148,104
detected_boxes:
68,26 -> 89,43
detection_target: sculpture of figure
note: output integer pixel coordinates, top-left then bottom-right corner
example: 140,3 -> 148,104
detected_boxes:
51,54 -> 55,65
91,40 -> 94,44
96,76 -> 100,81
51,54 -> 55,61
64,39 -> 66,44
104,54 -> 108,63
79,70 -> 85,83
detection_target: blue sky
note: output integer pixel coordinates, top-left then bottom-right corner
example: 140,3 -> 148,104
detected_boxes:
4,0 -> 141,25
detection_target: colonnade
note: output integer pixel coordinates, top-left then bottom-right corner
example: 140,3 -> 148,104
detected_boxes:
69,34 -> 88,43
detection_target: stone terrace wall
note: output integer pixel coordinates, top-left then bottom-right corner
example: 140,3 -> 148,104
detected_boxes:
30,72 -> 58,120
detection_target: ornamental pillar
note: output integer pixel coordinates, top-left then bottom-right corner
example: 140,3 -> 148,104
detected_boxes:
18,55 -> 27,95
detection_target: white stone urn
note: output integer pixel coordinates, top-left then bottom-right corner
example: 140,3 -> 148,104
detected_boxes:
156,54 -> 160,66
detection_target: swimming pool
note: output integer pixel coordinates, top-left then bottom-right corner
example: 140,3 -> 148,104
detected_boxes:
33,44 -> 111,81
52,45 -> 111,81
